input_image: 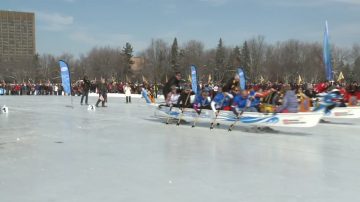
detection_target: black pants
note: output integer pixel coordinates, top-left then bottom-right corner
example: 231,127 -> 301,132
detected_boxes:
326,103 -> 336,112
126,96 -> 131,103
81,91 -> 89,104
96,94 -> 107,107
95,99 -> 105,107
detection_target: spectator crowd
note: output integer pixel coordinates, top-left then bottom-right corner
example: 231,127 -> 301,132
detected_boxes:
0,79 -> 359,108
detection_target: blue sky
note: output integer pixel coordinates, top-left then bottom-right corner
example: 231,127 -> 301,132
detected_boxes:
2,0 -> 360,56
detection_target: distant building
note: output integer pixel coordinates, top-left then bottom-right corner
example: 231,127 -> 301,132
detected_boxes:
0,10 -> 35,61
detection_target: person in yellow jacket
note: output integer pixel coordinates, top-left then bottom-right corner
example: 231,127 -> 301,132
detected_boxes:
297,88 -> 310,112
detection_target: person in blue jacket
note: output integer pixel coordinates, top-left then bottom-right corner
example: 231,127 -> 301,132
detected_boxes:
210,87 -> 233,113
248,89 -> 261,111
313,89 -> 343,114
193,90 -> 211,114
231,89 -> 258,116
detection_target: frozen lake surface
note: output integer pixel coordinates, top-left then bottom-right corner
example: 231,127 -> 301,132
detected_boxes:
1,96 -> 360,202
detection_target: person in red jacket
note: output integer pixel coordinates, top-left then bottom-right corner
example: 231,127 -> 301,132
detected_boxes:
314,81 -> 330,93
14,84 -> 21,95
346,81 -> 359,106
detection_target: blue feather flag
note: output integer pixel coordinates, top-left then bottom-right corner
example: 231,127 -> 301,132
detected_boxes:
191,65 -> 199,95
237,68 -> 246,90
58,60 -> 72,95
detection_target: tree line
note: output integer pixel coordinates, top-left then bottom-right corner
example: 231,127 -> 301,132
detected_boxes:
1,37 -> 360,84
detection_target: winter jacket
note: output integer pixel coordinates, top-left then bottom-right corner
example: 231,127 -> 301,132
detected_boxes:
163,76 -> 180,99
276,90 -> 299,113
124,86 -> 132,96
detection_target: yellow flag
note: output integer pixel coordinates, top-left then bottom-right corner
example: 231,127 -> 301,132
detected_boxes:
208,74 -> 212,83
142,75 -> 147,83
188,75 -> 192,82
298,75 -> 302,85
337,72 -> 345,82
260,76 -> 265,83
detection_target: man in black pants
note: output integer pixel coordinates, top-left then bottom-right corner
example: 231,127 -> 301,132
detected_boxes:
81,75 -> 91,105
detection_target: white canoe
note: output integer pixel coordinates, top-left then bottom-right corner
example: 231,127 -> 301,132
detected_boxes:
322,106 -> 360,119
154,107 -> 323,128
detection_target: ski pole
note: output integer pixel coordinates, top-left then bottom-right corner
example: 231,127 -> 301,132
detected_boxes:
210,95 -> 227,129
176,92 -> 191,126
192,109 -> 202,128
229,98 -> 252,132
228,110 -> 245,132
210,110 -> 220,129
165,105 -> 173,124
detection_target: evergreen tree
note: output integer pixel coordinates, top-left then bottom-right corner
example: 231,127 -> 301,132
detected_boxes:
215,38 -> 226,81
228,46 -> 241,68
241,41 -> 251,76
123,42 -> 134,64
170,38 -> 179,71
122,42 -> 134,80
216,38 -> 225,68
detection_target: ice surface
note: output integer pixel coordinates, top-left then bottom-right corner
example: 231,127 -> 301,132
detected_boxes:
1,96 -> 360,202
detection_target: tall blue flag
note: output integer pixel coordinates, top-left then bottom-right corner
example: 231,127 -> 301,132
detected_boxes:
58,60 -> 71,95
237,68 -> 246,90
191,65 -> 199,95
323,21 -> 333,81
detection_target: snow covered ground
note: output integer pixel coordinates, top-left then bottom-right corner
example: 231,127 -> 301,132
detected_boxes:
1,96 -> 360,202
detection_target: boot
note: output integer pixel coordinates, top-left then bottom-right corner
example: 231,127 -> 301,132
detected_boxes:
102,101 -> 107,107
95,100 -> 101,107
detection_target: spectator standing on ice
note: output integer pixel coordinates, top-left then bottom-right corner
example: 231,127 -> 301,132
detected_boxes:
80,75 -> 91,105
124,83 -> 132,103
54,84 -> 58,95
95,78 -> 107,107
35,83 -> 40,95
58,84 -> 63,96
